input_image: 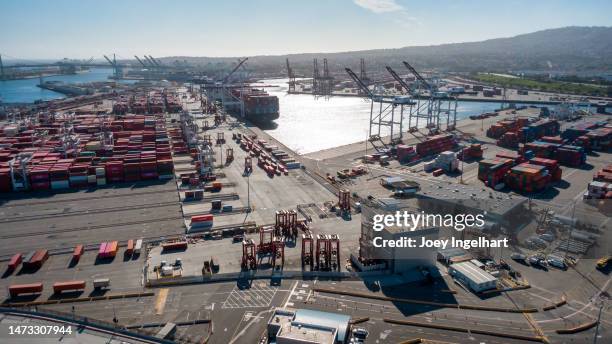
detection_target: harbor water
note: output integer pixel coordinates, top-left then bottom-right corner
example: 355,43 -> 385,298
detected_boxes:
260,78 -> 507,154
0,68 -> 118,103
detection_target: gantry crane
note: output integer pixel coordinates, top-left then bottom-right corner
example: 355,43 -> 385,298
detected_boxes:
346,67 -> 415,150
402,61 -> 432,92
400,61 -> 457,134
358,58 -> 371,96
312,58 -> 334,97
200,57 -> 249,118
103,54 -> 122,79
134,56 -> 147,68
148,55 -> 162,66
286,58 -> 296,93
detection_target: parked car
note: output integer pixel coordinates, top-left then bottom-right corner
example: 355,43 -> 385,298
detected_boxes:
511,253 -> 526,262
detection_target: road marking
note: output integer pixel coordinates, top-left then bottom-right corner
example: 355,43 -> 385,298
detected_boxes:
154,288 -> 169,315
283,281 -> 298,308
222,284 -> 278,309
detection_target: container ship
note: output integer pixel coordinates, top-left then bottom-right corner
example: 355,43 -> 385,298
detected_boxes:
230,88 -> 279,123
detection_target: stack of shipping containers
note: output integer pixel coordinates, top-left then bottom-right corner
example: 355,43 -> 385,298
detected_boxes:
0,93 -> 185,193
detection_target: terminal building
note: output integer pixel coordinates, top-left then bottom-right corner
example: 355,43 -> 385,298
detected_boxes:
267,308 -> 350,344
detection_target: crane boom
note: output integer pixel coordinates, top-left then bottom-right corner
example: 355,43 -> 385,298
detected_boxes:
134,56 -> 147,67
148,55 -> 161,66
345,68 -> 372,98
143,56 -> 155,67
222,57 -> 248,84
385,66 -> 412,93
402,61 -> 431,91
103,55 -> 115,67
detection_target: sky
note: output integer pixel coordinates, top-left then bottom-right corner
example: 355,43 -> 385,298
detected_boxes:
1,0 -> 611,60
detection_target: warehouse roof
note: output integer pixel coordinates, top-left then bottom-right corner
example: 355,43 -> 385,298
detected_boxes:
293,309 -> 350,341
450,261 -> 497,285
417,182 -> 526,218
270,308 -> 350,343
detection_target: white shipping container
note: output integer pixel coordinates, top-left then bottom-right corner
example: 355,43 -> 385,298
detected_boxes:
93,278 -> 111,289
134,239 -> 143,254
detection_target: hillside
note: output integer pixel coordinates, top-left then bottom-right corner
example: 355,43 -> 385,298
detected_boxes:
159,26 -> 612,75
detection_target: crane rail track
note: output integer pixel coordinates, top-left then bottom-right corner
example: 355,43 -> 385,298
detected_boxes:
0,189 -> 177,207
0,215 -> 185,240
1,201 -> 181,224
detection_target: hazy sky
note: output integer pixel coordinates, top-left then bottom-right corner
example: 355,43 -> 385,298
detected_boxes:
1,0 -> 610,60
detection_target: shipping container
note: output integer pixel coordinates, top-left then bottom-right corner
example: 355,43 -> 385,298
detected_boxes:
72,244 -> 84,261
23,249 -> 49,270
126,239 -> 134,256
93,278 -> 111,290
53,280 -> 86,294
162,241 -> 188,252
134,239 -> 143,254
7,253 -> 23,271
9,282 -> 43,297
98,242 -> 108,258
190,214 -> 214,228
105,241 -> 118,258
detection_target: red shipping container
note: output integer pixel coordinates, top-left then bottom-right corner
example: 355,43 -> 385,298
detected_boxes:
53,280 -> 86,293
8,253 -> 23,271
191,214 -> 213,223
162,241 -> 188,251
9,282 -> 43,297
24,249 -> 49,269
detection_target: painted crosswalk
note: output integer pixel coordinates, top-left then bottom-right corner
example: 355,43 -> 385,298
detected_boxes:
221,283 -> 278,309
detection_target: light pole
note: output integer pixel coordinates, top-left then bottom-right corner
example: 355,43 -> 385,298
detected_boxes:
564,200 -> 576,259
460,144 -> 465,184
244,172 -> 250,217
593,296 -> 605,344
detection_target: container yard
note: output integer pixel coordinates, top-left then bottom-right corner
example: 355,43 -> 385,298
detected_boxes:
0,47 -> 612,343
0,79 -> 612,342
3,1 -> 612,342
1,70 -> 611,344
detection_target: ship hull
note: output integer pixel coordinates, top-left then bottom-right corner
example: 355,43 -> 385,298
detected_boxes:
246,111 -> 279,123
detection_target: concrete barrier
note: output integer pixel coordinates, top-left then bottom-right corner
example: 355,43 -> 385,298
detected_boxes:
146,270 -> 391,287
349,317 -> 369,324
481,284 -> 531,295
384,318 -> 545,343
3,292 -> 154,307
555,321 -> 598,334
542,296 -> 567,311
313,287 -> 538,313
398,339 -> 422,344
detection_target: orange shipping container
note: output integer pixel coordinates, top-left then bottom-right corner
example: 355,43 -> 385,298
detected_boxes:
105,241 -> 118,257
126,239 -> 134,255
53,280 -> 86,293
73,245 -> 84,260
